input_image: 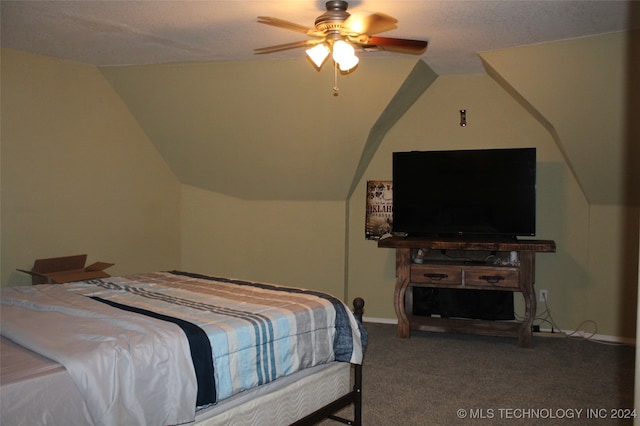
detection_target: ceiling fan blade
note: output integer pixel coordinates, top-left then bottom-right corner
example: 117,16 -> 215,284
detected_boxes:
355,36 -> 428,54
254,39 -> 322,55
257,16 -> 322,36
342,12 -> 397,35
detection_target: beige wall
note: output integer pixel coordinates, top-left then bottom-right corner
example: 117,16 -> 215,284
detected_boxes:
180,185 -> 346,298
1,48 -> 182,285
588,205 -> 639,339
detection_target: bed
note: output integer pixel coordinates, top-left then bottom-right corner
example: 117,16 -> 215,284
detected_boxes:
0,271 -> 367,426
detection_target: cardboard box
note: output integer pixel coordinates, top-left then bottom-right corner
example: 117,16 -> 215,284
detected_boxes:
18,254 -> 114,284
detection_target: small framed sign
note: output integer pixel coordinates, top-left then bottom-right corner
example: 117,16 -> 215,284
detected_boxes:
365,180 -> 393,240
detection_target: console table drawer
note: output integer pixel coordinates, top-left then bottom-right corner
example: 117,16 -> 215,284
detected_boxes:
411,265 -> 462,285
464,266 -> 519,289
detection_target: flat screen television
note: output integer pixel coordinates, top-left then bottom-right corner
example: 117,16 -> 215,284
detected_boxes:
392,147 -> 536,239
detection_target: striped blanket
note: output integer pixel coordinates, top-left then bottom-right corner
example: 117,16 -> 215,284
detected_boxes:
72,271 -> 367,400
1,271 -> 366,425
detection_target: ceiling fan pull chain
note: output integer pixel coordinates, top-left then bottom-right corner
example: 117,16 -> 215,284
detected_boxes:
333,61 -> 340,95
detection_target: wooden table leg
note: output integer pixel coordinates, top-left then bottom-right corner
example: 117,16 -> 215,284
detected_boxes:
394,248 -> 411,338
518,252 -> 536,348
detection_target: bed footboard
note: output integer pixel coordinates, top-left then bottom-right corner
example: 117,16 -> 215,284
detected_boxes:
290,297 -> 365,426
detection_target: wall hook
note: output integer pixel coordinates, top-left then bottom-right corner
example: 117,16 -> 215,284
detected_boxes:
460,109 -> 467,127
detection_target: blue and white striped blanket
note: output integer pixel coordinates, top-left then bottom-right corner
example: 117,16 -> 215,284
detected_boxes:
1,271 -> 366,425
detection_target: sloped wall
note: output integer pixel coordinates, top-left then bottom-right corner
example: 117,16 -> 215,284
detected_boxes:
1,48 -> 182,285
480,31 -> 638,339
99,58 -> 420,201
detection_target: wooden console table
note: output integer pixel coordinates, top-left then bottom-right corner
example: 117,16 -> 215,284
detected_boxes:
378,237 -> 556,347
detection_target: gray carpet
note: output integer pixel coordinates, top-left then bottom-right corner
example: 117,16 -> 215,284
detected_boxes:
325,322 -> 635,426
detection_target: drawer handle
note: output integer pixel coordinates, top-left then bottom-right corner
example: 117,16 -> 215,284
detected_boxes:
424,273 -> 448,281
479,275 -> 504,284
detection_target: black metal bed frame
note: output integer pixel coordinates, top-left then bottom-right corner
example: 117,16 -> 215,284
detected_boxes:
290,298 -> 365,426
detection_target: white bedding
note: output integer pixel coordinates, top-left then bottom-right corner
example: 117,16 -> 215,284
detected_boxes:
1,285 -> 197,425
1,336 -> 92,426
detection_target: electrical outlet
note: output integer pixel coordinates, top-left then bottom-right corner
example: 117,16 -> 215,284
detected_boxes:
539,289 -> 548,303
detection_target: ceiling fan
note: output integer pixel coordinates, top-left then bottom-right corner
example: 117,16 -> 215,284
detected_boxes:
255,0 -> 428,72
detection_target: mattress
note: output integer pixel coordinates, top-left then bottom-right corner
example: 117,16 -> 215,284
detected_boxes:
194,362 -> 351,425
0,336 -> 351,426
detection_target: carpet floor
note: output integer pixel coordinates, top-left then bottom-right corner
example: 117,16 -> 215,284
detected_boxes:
323,322 -> 635,426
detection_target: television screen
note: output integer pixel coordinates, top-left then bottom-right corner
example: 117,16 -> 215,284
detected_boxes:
392,148 -> 536,239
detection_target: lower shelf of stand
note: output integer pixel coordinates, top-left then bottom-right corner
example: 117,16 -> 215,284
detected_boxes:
408,315 -> 523,339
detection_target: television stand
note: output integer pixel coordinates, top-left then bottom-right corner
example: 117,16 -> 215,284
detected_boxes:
378,236 -> 556,347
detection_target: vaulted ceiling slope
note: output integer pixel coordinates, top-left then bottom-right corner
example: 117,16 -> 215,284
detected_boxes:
99,58 -> 422,200
481,29 -> 640,207
1,1 -> 637,75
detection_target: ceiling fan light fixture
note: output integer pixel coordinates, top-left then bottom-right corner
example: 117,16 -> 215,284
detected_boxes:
332,40 -> 359,71
337,52 -> 359,71
306,43 -> 330,68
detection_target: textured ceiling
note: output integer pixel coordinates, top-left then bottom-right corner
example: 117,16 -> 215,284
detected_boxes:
1,0 -> 638,75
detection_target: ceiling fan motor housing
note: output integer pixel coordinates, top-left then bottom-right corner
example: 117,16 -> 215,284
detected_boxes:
315,0 -> 350,35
